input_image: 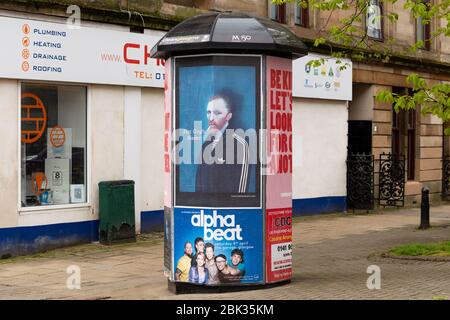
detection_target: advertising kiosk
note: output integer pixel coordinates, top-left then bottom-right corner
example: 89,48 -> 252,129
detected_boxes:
151,12 -> 308,291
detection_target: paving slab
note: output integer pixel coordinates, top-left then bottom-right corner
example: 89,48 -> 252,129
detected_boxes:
0,205 -> 449,300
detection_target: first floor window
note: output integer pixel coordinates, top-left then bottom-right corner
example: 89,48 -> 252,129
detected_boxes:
295,2 -> 309,27
21,83 -> 87,207
366,0 -> 383,40
416,0 -> 431,51
269,1 -> 286,24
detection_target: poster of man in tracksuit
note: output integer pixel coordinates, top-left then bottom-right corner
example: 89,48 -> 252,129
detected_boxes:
195,88 -> 251,194
175,55 -> 261,208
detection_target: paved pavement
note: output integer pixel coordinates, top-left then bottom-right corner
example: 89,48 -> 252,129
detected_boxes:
0,205 -> 449,300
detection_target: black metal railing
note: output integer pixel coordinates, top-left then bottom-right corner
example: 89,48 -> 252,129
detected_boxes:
347,153 -> 374,210
379,153 -> 406,207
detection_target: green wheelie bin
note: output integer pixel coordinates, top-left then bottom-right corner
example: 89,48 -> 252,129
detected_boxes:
98,180 -> 136,244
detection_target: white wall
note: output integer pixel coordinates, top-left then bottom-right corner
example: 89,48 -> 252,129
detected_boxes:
0,79 -> 19,228
124,87 -> 142,232
292,98 -> 348,199
140,88 -> 165,213
90,85 -> 125,218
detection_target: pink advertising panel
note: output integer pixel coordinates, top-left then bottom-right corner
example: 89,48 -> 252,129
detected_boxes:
265,56 -> 293,210
265,56 -> 293,284
164,58 -> 172,208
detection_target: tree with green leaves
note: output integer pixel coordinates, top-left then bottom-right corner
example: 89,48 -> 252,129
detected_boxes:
274,0 -> 450,133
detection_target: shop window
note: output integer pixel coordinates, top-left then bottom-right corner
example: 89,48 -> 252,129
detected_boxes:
295,2 -> 309,27
366,0 -> 383,40
21,83 -> 87,207
415,0 -> 431,50
269,1 -> 286,24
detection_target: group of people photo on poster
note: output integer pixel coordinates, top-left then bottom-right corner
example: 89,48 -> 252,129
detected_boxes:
175,237 -> 246,285
173,207 -> 264,285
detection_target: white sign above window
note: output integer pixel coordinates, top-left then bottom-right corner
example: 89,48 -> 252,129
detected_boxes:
292,54 -> 353,101
0,16 -> 165,87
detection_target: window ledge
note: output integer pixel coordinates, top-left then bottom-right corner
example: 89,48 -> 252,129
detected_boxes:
19,203 -> 91,215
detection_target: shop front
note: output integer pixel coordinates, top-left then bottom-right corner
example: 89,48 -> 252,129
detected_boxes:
0,13 -> 166,257
291,54 -> 353,215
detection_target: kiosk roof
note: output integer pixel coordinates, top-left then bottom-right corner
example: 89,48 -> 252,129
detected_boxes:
151,11 -> 308,59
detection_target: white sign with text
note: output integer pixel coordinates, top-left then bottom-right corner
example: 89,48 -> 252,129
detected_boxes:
0,16 -> 165,87
271,242 -> 292,272
293,54 -> 352,101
